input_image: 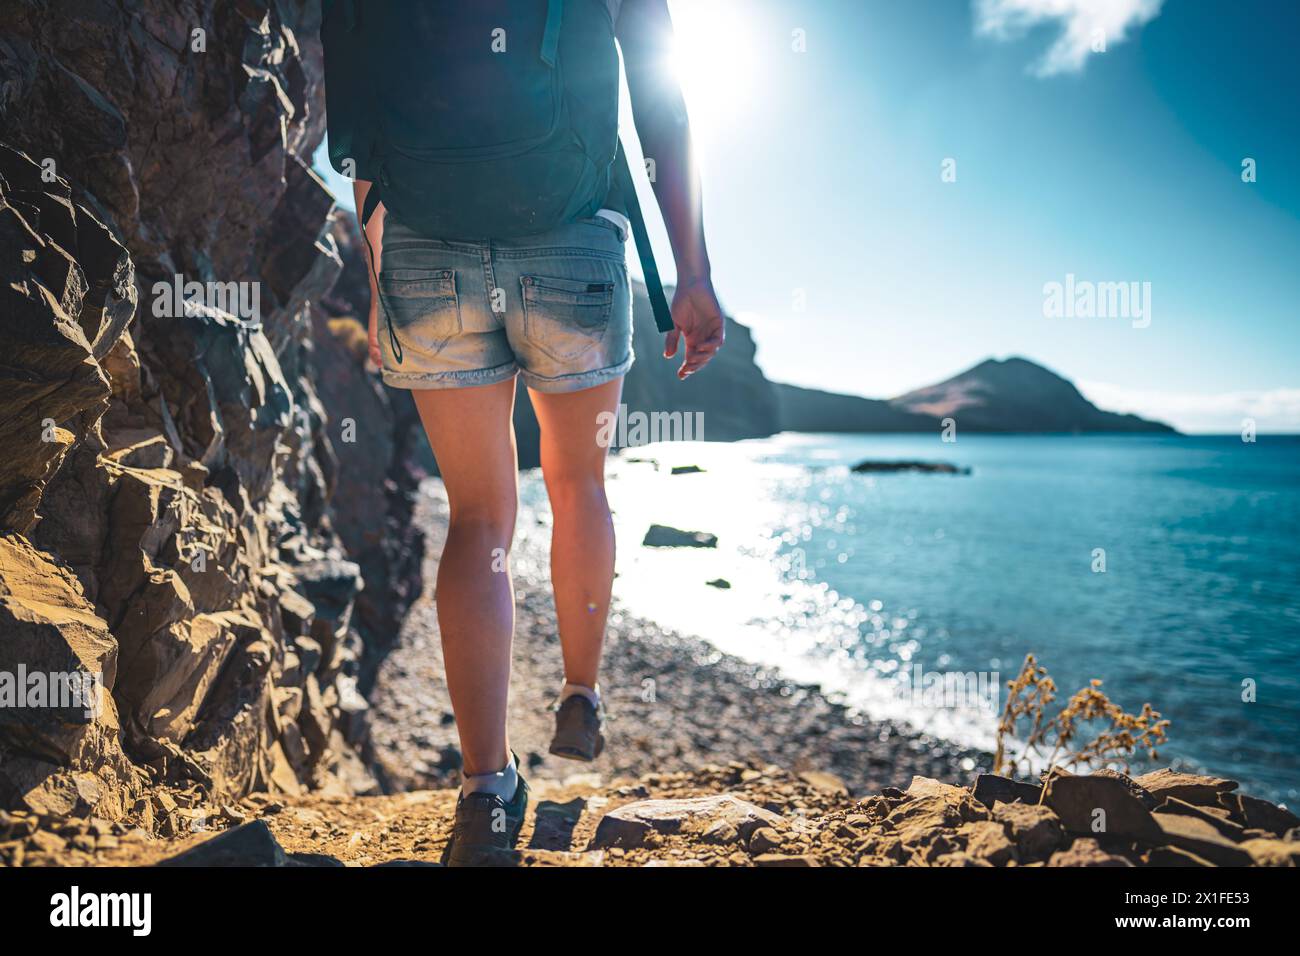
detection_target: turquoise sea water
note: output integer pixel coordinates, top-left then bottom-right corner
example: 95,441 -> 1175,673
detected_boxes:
585,433 -> 1300,804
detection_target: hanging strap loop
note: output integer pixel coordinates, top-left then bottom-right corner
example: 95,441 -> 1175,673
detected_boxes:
614,140 -> 674,333
541,0 -> 564,67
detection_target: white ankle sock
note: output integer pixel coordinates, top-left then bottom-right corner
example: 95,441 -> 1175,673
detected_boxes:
462,752 -> 518,800
561,681 -> 601,709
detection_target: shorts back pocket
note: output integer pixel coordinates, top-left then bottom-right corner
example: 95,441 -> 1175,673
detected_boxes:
521,274 -> 614,362
378,269 -> 462,357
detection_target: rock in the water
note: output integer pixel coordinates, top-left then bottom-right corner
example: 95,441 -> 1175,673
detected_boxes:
850,460 -> 969,475
1043,773 -> 1162,841
642,524 -> 718,548
670,465 -> 704,475
589,794 -> 781,849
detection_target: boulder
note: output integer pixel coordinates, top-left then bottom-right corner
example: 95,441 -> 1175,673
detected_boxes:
157,820 -> 288,867
748,826 -> 785,854
973,773 -> 1043,809
1133,768 -> 1237,807
1154,797 -> 1246,841
1151,814 -> 1254,867
590,794 -> 782,849
1217,792 -> 1300,837
993,801 -> 1064,861
1238,838 -> 1300,867
1144,845 -> 1214,867
1047,838 -> 1134,866
956,820 -> 1016,865
1043,773 -> 1162,841
887,789 -> 988,846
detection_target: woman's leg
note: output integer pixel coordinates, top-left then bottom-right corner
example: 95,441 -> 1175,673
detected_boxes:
527,378 -> 624,690
411,377 -> 519,777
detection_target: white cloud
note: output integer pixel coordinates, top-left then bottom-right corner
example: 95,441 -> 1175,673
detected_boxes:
1078,380 -> 1300,434
974,0 -> 1165,76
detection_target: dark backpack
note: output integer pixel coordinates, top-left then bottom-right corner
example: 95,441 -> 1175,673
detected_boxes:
321,0 -> 673,347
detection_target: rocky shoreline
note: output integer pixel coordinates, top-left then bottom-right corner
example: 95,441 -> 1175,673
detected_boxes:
5,475 -> 1297,867
366,479 -> 987,797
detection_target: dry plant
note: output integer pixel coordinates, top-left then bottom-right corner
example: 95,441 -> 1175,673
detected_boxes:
992,654 -> 1170,779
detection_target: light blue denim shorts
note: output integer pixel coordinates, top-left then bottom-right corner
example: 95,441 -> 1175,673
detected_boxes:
376,213 -> 634,392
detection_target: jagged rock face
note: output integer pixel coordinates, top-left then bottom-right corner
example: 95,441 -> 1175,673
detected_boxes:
0,533 -> 147,819
0,1 -> 423,820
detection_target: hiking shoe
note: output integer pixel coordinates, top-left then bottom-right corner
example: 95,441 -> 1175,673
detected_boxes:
549,695 -> 605,762
441,771 -> 529,867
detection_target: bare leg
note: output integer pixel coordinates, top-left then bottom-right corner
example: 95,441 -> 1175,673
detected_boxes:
527,378 -> 623,690
411,377 -> 519,777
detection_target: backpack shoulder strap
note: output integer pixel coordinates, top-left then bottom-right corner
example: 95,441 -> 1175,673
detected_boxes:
614,139 -> 674,334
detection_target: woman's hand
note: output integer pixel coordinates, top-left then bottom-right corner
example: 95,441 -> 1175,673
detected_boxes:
664,276 -> 725,379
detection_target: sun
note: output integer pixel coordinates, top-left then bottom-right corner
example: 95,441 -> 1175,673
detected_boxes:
667,0 -> 758,132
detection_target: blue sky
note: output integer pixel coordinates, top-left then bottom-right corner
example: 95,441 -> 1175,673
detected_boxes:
313,0 -> 1300,433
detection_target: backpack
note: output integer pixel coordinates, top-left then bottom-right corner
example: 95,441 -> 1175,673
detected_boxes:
321,0 -> 674,351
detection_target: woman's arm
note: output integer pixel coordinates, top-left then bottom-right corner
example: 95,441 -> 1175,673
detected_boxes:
353,179 -> 385,368
617,0 -> 724,379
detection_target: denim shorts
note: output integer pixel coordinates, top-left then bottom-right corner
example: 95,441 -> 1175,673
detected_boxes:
376,213 -> 634,392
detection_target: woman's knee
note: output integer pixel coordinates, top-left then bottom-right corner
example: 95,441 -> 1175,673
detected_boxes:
447,495 -> 518,543
542,466 -> 607,513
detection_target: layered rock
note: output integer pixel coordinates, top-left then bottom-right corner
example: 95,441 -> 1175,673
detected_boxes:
0,0 -> 424,825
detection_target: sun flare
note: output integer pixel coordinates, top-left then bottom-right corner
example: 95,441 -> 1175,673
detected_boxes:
667,0 -> 758,131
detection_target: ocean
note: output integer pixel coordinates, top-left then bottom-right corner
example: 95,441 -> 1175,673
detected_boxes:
519,433 -> 1300,804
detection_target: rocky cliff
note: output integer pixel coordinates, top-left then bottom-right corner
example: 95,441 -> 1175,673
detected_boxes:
0,0 -> 425,824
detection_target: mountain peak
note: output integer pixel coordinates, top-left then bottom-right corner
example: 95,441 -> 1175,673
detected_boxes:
889,357 -> 1173,433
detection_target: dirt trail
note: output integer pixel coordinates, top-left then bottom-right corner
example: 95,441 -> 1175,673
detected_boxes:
26,763 -> 856,867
